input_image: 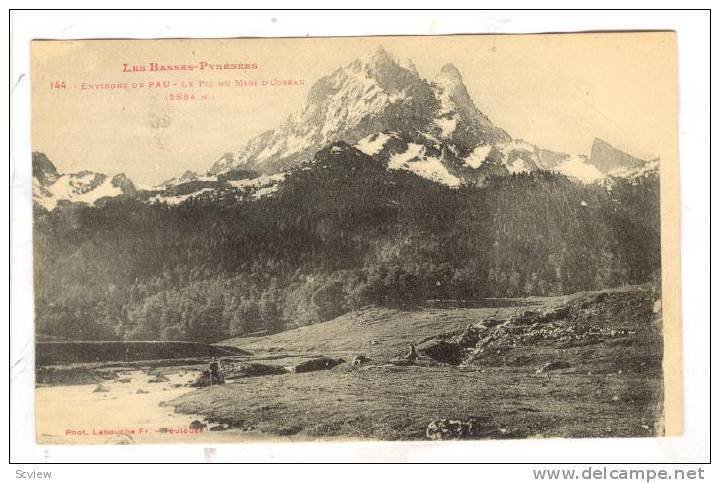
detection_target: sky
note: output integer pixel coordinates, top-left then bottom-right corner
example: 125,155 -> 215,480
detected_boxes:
31,33 -> 677,186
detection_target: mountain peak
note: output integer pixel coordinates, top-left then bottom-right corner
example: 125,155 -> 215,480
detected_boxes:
592,137 -> 612,150
32,152 -> 59,184
347,46 -> 421,92
208,47 -> 510,175
363,46 -> 418,73
590,138 -> 646,174
435,63 -> 469,96
32,153 -> 138,210
371,45 -> 390,59
351,45 -> 397,70
111,173 -> 137,195
438,63 -> 463,82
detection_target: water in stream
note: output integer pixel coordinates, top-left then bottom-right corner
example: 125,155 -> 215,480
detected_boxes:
35,370 -> 243,444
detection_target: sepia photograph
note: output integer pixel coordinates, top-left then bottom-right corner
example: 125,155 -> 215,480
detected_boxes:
28,32 -> 681,446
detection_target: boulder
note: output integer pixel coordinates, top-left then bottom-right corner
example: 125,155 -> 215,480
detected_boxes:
189,420 -> 206,430
482,318 -> 507,328
549,305 -> 570,319
418,340 -> 464,365
223,362 -> 287,379
291,357 -> 345,373
92,384 -> 109,393
536,361 -> 571,373
352,355 -> 370,366
190,370 -> 225,387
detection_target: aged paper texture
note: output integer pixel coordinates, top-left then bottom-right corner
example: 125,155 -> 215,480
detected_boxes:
31,33 -> 680,444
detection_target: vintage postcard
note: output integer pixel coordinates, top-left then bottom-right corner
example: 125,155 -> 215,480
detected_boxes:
31,33 -> 680,445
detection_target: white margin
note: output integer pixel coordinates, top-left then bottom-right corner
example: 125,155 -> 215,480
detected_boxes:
5,8 -> 711,470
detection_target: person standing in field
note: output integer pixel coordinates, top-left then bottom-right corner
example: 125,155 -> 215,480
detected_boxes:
405,343 -> 418,363
209,357 -> 221,385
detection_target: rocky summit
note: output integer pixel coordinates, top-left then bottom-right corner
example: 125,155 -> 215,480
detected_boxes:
32,152 -> 137,211
31,48 -> 658,210
206,47 -> 655,186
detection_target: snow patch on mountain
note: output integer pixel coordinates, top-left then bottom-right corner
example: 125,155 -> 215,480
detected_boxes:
608,159 -> 660,179
32,153 -> 136,210
227,173 -> 286,190
507,158 -> 534,174
150,187 -> 215,206
35,174 -> 125,210
434,117 -> 458,138
253,185 -> 280,198
494,141 -> 541,172
387,143 -> 461,187
464,145 -> 494,169
356,133 -> 392,156
462,140 -> 540,173
406,157 -> 462,187
135,183 -> 164,192
554,155 -> 605,183
388,143 -> 425,169
601,159 -> 660,190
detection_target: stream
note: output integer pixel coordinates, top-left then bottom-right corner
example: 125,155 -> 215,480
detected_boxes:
35,369 -> 244,444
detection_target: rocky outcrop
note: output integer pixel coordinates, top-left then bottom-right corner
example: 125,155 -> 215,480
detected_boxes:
418,325 -> 482,365
426,416 -> 495,440
418,289 -> 657,368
